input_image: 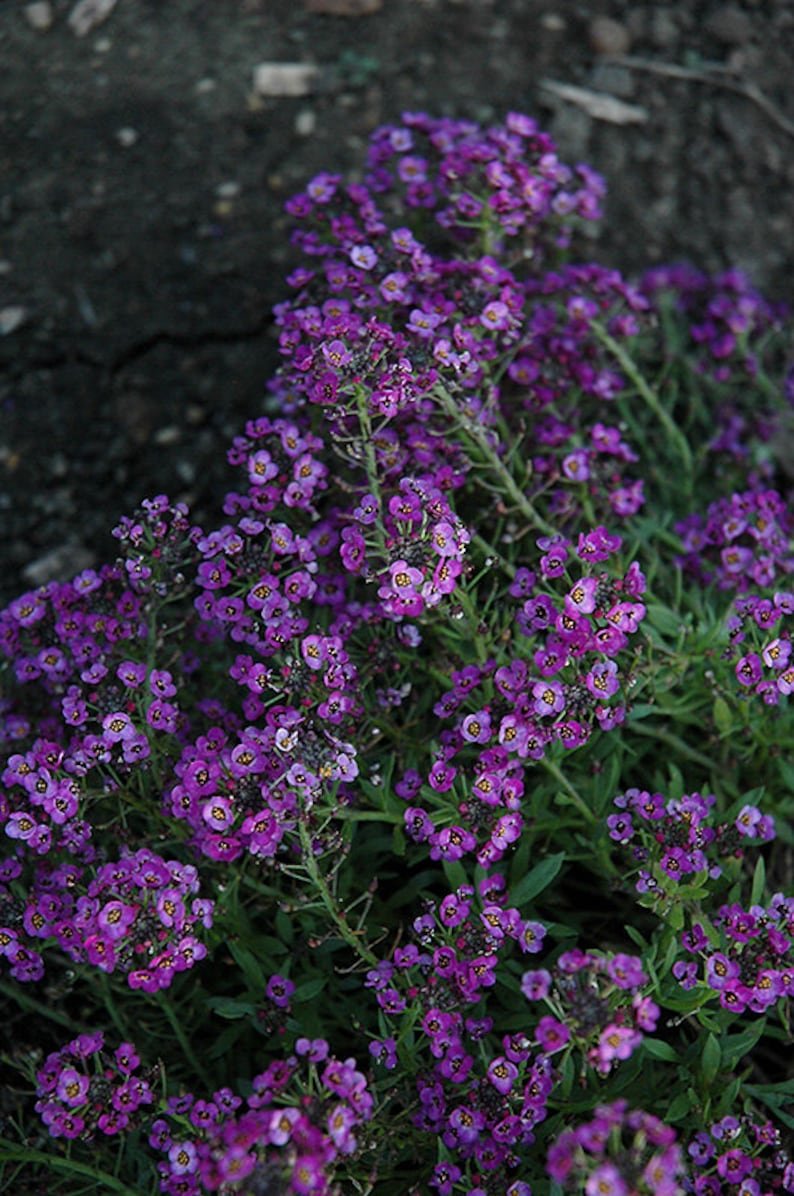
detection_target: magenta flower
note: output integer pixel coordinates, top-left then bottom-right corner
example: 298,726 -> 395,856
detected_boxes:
536,1015 -> 571,1054
56,1068 -> 90,1108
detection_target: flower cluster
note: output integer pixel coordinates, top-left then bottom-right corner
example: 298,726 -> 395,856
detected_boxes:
521,948 -> 657,1077
2,107 -> 793,1196
112,494 -> 203,598
35,1032 -> 156,1140
676,893 -> 793,1015
546,1100 -> 685,1194
686,1113 -> 794,1193
367,878 -> 551,1193
640,264 -> 787,385
164,689 -> 359,865
151,1041 -> 372,1195
364,110 -> 605,253
398,528 -> 646,864
675,487 -> 794,593
0,846 -> 214,989
607,788 -> 775,904
726,589 -> 794,706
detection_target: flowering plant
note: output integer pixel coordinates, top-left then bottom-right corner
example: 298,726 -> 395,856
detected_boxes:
1,113 -> 792,1195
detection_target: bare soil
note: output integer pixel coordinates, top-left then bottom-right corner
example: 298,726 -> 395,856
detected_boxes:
2,0 -> 793,604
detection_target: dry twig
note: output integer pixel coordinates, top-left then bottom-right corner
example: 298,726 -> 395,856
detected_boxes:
606,54 -> 794,141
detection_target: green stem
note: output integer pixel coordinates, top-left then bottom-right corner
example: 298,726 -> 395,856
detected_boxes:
432,384 -> 554,535
0,1139 -> 136,1193
298,822 -> 379,967
472,532 -> 516,578
99,974 -> 135,1043
154,993 -> 214,1091
333,808 -> 403,825
590,320 -> 693,478
540,757 -> 597,826
354,386 -> 388,558
628,720 -> 718,770
0,979 -> 81,1032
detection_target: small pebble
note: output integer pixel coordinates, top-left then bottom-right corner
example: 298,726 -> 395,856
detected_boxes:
116,126 -> 138,147
295,109 -> 317,136
68,0 -> 118,38
0,306 -> 27,335
705,4 -> 754,44
304,0 -> 382,11
588,15 -> 632,56
154,426 -> 181,446
215,181 -> 241,200
252,62 -> 319,97
22,543 -> 96,587
24,2 -> 54,31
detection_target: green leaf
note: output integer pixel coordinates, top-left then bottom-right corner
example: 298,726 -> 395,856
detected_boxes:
207,1021 -> 247,1060
646,603 -> 682,638
643,1038 -> 679,1062
228,942 -> 267,991
701,1033 -> 721,1086
624,924 -> 648,950
712,697 -> 732,735
665,1091 -> 693,1122
442,859 -> 468,891
275,909 -> 294,946
667,903 -> 685,932
721,1020 -> 766,1069
205,997 -> 258,1020
510,852 -> 566,907
293,976 -> 327,1003
750,854 -> 766,906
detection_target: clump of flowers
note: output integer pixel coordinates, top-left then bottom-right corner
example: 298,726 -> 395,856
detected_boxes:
35,1032 -> 156,1140
1,109 -> 792,1196
676,893 -> 793,1016
150,1041 -> 373,1195
398,528 -> 647,864
675,487 -> 794,593
364,110 -> 605,253
607,788 -> 775,906
640,264 -> 787,385
726,589 -> 794,707
686,1112 -> 794,1193
521,948 -> 657,1077
546,1100 -> 685,1194
0,847 -> 214,989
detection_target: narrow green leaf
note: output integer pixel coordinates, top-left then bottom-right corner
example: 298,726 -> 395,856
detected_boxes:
646,603 -> 682,638
205,997 -> 257,1020
701,1033 -> 721,1086
207,1021 -> 247,1060
721,1021 -> 766,1069
643,1038 -> 679,1062
275,908 -> 294,946
510,852 -> 566,907
442,859 -> 468,891
293,976 -> 327,1003
750,854 -> 766,907
228,942 -> 266,990
624,924 -> 648,950
666,1091 -> 693,1121
712,697 -> 732,735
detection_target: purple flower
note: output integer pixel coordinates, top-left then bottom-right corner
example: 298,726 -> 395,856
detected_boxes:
56,1068 -> 90,1108
536,1015 -> 570,1054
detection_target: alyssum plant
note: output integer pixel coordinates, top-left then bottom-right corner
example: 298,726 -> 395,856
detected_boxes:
0,111 -> 792,1196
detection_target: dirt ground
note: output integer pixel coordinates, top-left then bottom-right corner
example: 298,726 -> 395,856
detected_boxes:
1,0 -> 793,606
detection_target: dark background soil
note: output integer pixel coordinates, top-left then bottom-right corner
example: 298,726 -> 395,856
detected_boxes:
2,0 -> 793,606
